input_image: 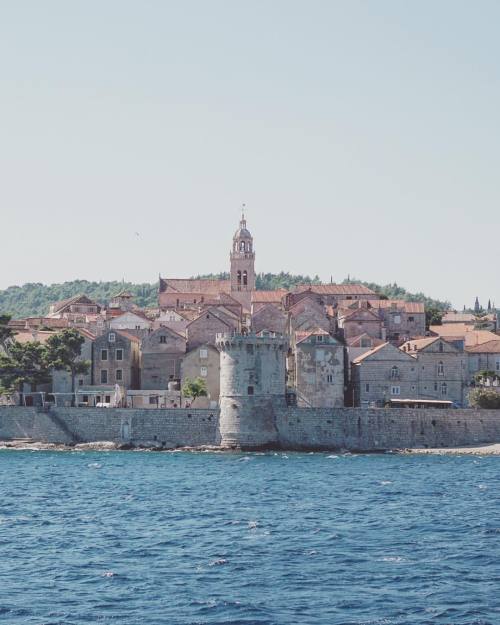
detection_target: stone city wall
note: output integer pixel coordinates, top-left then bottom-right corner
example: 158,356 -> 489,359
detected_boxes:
0,407 -> 220,447
1,406 -> 500,450
276,407 -> 500,451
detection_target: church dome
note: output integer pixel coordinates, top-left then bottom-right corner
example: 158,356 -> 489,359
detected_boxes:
234,216 -> 252,240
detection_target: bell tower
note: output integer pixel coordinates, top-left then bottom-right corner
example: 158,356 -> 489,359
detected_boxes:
230,210 -> 255,307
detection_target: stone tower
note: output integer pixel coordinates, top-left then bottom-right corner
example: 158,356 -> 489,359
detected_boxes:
230,212 -> 255,310
216,332 -> 288,449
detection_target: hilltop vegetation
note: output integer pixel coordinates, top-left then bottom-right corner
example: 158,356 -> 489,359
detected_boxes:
0,274 -> 450,318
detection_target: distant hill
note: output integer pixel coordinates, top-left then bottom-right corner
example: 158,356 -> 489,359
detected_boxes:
0,275 -> 450,318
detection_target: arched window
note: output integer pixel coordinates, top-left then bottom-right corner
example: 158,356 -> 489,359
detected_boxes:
237,270 -> 242,285
243,270 -> 248,286
438,361 -> 444,376
391,366 -> 399,379
234,241 -> 238,252
441,382 -> 447,395
240,241 -> 245,251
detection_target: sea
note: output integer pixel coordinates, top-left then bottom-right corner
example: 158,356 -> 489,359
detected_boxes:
0,450 -> 498,625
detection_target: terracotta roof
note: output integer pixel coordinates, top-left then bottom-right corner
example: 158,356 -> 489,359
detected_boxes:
430,325 -> 499,346
352,342 -> 390,363
115,330 -> 141,343
251,290 -> 287,303
14,330 -> 55,345
443,312 -> 496,324
295,327 -> 331,344
338,306 -> 381,321
466,340 -> 500,354
51,294 -> 100,313
337,299 -> 425,314
78,328 -> 96,340
400,336 -> 440,352
346,333 -> 385,348
294,284 -> 377,296
186,308 -> 232,329
159,278 -> 231,294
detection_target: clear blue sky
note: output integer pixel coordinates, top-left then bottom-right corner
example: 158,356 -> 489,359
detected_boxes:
1,1 -> 499,309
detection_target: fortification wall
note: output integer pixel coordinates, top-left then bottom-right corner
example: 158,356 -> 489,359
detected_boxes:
2,406 -> 500,451
0,407 -> 220,447
276,407 -> 500,451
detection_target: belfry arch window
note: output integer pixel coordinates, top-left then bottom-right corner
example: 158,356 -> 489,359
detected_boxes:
243,270 -> 248,286
240,241 -> 246,252
237,270 -> 242,285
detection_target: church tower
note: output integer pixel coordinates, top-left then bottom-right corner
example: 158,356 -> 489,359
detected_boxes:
230,211 -> 256,309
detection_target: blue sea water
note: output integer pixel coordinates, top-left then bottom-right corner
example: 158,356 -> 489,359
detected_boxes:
0,451 -> 499,625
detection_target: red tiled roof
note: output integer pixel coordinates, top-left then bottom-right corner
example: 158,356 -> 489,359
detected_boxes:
115,330 -> 141,343
352,342 -> 390,363
251,290 -> 287,303
294,284 -> 377,296
466,340 -> 500,353
159,278 -> 231,294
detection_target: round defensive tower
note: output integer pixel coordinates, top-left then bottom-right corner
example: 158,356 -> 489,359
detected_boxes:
216,333 -> 289,449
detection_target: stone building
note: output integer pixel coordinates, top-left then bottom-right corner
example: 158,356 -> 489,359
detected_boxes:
290,328 -> 344,408
92,330 -> 140,391
284,284 -> 379,309
186,308 -> 234,351
52,329 -> 94,395
109,311 -> 152,332
140,327 -> 186,390
181,344 -> 220,408
337,304 -> 383,341
48,294 -> 101,319
400,337 -> 466,406
288,296 -> 331,335
351,342 -> 419,407
466,339 -> 500,384
251,304 -> 287,335
216,332 -> 289,448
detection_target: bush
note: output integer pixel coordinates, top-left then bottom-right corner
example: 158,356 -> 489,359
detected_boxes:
468,388 -> 500,409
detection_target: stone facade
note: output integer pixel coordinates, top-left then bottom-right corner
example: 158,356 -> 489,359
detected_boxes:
181,344 -> 220,407
217,333 -> 289,448
351,342 -> 419,407
251,304 -> 287,335
4,405 -> 500,452
401,337 -> 466,406
186,310 -> 233,351
92,330 -> 140,390
140,327 -> 186,390
293,330 -> 344,408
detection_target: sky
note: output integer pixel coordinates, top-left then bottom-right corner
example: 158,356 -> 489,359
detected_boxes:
1,1 -> 499,309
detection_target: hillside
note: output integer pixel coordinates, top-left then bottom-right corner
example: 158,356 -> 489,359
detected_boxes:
0,275 -> 450,318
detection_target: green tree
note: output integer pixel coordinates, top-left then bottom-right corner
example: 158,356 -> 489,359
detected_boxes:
182,377 -> 208,403
0,314 -> 15,352
469,388 -> 500,409
425,307 -> 444,329
45,329 -> 90,400
0,341 -> 51,397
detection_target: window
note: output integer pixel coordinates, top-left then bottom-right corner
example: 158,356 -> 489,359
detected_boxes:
391,386 -> 401,396
160,335 -> 167,344
316,335 -> 324,342
116,369 -> 123,381
326,374 -> 333,383
391,366 -> 399,379
105,395 -> 111,403
439,342 -> 443,353
365,383 -> 370,393
434,382 -> 438,391
116,349 -> 123,361
437,361 -> 444,376
393,315 -> 401,324
101,369 -> 108,384
135,325 -> 141,330
441,382 -> 448,396
408,316 -> 415,322
101,349 -> 108,361
237,270 -> 242,285
200,366 -> 208,377
200,348 -> 208,359
109,333 -> 116,343
496,359 -> 500,372
78,379 -> 84,386
247,385 -> 254,395
243,270 -> 248,286
149,396 -> 157,405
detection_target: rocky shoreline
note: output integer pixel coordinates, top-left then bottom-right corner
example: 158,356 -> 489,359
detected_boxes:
2,439 -> 500,455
